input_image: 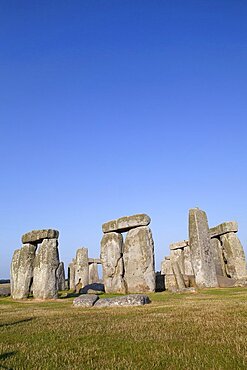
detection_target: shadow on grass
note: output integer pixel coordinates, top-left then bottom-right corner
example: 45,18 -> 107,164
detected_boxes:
0,318 -> 33,328
0,351 -> 16,370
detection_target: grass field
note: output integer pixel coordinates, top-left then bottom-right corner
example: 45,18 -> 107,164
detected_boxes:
1,288 -> 247,369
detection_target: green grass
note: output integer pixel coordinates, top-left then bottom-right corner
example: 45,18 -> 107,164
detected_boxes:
1,288 -> 247,369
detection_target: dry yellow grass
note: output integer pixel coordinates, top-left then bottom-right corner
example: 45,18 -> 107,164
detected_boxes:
1,288 -> 247,369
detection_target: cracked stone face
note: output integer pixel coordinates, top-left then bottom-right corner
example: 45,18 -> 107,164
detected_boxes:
100,232 -> 126,293
123,226 -> 155,293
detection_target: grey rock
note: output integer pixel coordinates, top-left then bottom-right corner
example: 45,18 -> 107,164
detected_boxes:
68,259 -> 76,290
74,248 -> 89,289
171,262 -> 186,289
73,294 -> 99,307
170,240 -> 189,250
189,208 -> 218,288
220,232 -> 247,279
183,246 -> 194,276
210,238 -> 226,276
102,214 -> 151,233
88,258 -> 101,264
217,275 -> 236,288
124,226 -> 155,293
210,221 -> 238,238
33,238 -> 59,299
10,244 -> 36,299
170,248 -> 185,275
161,258 -> 173,275
0,284 -> 11,296
165,274 -> 178,291
94,294 -> 151,307
88,262 -> 99,284
22,229 -> 59,244
56,262 -> 66,291
100,232 -> 126,293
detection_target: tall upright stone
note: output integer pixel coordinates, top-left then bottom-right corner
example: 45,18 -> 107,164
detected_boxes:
161,257 -> 177,291
74,248 -> 89,289
10,244 -> 36,299
33,238 -> 59,299
210,238 -> 226,277
89,263 -> 99,284
183,246 -> 194,276
101,232 -> 126,293
124,226 -> 155,293
189,208 -> 218,288
68,259 -> 76,291
56,262 -> 66,291
220,232 -> 247,279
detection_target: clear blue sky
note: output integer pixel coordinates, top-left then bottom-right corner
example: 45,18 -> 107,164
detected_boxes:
1,0 -> 247,278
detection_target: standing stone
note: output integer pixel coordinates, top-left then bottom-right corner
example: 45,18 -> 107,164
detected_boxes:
124,226 -> 155,293
161,257 -> 177,291
68,259 -> 76,291
56,262 -> 66,291
210,238 -> 226,277
189,208 -> 218,288
220,232 -> 247,279
183,246 -> 194,276
170,249 -> 185,275
100,232 -> 126,294
172,262 -> 186,289
89,263 -> 99,284
10,244 -> 36,299
74,248 -> 89,289
33,238 -> 59,299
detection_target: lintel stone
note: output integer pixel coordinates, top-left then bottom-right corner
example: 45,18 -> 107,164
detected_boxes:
209,221 -> 238,238
102,214 -> 151,233
22,229 -> 59,244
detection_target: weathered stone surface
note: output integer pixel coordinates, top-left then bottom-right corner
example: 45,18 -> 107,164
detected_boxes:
74,248 -> 89,288
11,244 -> 36,299
88,258 -> 101,264
170,240 -> 189,250
210,238 -> 226,276
161,258 -> 173,275
73,294 -> 98,307
56,262 -> 66,291
210,221 -> 238,238
89,262 -> 99,284
165,275 -> 177,291
217,275 -> 236,288
22,229 -> 59,244
94,294 -> 151,307
172,262 -> 185,289
80,283 -> 105,294
101,232 -> 126,293
189,208 -> 218,288
33,238 -> 59,299
170,249 -> 184,275
68,259 -> 76,290
102,214 -> 151,233
124,226 -> 155,293
220,232 -> 247,279
0,284 -> 11,296
183,246 -> 194,276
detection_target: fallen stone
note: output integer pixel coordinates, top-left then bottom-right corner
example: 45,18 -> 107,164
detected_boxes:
189,208 -> 218,288
170,287 -> 197,294
169,240 -> 188,250
220,232 -> 247,279
102,214 -> 151,233
124,226 -> 155,293
22,229 -> 59,244
210,221 -> 238,238
33,238 -> 59,299
73,294 -> 99,307
94,294 -> 151,307
101,232 -> 126,293
10,244 -> 36,299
